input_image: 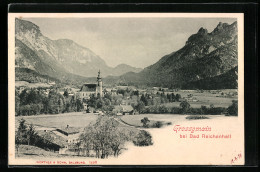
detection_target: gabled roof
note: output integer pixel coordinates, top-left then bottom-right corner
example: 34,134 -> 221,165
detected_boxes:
80,83 -> 97,92
121,105 -> 134,112
113,105 -> 133,112
56,127 -> 80,135
37,130 -> 67,147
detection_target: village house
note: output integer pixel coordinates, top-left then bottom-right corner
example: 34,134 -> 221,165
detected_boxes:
36,130 -> 67,152
53,125 -> 82,155
113,105 -> 135,115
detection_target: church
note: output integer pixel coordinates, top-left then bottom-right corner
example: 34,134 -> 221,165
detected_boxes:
77,70 -> 103,100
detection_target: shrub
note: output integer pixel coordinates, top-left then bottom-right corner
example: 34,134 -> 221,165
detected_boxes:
180,101 -> 190,113
152,121 -> 164,128
186,115 -> 209,120
166,122 -> 172,125
226,100 -> 238,116
133,130 -> 153,146
141,117 -> 150,128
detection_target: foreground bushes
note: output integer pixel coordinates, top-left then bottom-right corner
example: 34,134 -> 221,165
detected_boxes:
133,130 -> 153,146
226,100 -> 238,116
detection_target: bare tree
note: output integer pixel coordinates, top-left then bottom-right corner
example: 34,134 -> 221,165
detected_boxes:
80,116 -> 130,159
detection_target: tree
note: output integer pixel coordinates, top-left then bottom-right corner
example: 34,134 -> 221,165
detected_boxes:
104,93 -> 112,101
134,101 -> 145,113
26,124 -> 36,145
109,128 -> 129,157
19,89 -> 28,105
227,100 -> 238,116
75,99 -> 84,112
16,118 -> 27,156
201,105 -> 208,114
63,90 -> 69,98
96,99 -> 103,109
180,101 -> 190,113
141,117 -> 150,128
79,130 -> 93,157
15,133 -> 21,156
80,116 -> 130,158
171,93 -> 176,102
175,94 -> 181,102
140,94 -> 148,106
15,90 -> 20,116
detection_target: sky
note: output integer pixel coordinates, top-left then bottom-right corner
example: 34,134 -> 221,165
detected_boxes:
25,18 -> 236,68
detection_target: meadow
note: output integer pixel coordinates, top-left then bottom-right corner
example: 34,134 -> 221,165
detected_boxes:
164,89 -> 237,108
15,112 -> 98,130
120,114 -> 186,128
15,81 -> 53,88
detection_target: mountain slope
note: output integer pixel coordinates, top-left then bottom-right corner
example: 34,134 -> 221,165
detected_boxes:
15,18 -> 142,82
108,21 -> 238,89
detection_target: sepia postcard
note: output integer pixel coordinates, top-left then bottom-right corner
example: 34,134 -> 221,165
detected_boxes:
8,13 -> 244,166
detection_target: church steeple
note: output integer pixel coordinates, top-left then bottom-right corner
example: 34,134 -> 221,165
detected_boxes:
97,69 -> 102,86
96,70 -> 103,97
97,69 -> 101,81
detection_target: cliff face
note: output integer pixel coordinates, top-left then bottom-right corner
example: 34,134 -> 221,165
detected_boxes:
110,21 -> 238,89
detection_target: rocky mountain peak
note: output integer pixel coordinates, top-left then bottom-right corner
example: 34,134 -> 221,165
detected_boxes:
212,21 -> 235,33
15,18 -> 41,36
197,27 -> 208,35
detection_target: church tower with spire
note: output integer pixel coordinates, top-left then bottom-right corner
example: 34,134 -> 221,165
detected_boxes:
96,70 -> 103,97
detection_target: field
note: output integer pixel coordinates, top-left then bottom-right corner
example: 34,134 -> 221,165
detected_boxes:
16,112 -> 189,130
16,145 -> 62,158
164,89 -> 237,108
15,112 -> 139,133
15,112 -> 98,130
120,114 -> 177,127
15,81 -> 54,88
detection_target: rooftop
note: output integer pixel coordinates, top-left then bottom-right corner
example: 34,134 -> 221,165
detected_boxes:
56,127 -> 80,136
80,83 -> 97,92
113,105 -> 134,112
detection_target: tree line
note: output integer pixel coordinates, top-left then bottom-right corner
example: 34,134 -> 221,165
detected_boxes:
15,88 -> 84,116
132,100 -> 238,116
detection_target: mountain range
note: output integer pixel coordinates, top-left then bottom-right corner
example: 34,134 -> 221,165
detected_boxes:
15,18 -> 238,89
104,21 -> 238,89
15,18 -> 142,84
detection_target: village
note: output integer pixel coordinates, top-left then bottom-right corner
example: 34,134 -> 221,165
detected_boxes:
15,70 -> 238,157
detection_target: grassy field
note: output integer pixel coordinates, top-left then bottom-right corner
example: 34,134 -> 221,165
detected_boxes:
163,89 -> 237,108
16,113 -> 191,130
16,145 -> 61,158
15,81 -> 53,88
15,112 -> 98,130
120,114 -> 184,127
15,112 -> 139,132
